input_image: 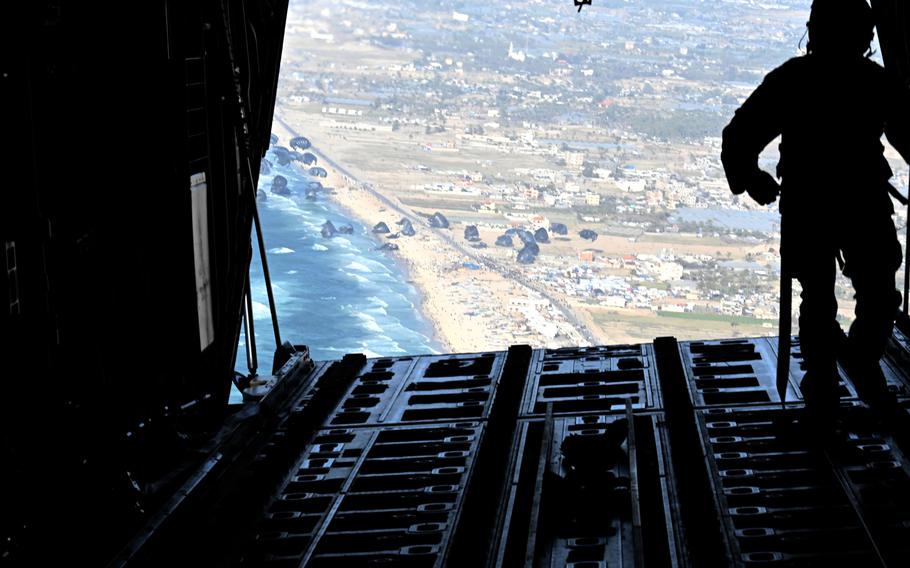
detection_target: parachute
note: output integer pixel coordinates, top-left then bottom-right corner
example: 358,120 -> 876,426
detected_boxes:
271,146 -> 291,166
271,175 -> 290,196
517,243 -> 539,264
579,229 -> 598,242
321,220 -> 338,238
495,235 -> 514,247
428,212 -> 450,229
290,136 -> 311,150
516,229 -> 536,245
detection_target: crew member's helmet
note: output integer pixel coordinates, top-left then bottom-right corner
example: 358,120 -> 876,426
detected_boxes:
807,0 -> 875,56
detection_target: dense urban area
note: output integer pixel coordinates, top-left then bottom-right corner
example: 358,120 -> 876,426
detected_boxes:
262,0 -> 910,351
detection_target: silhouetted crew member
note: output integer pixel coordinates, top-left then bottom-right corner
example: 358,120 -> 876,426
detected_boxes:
722,0 -> 910,419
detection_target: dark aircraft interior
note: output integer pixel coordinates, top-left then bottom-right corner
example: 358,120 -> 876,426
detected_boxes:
4,1 -> 910,566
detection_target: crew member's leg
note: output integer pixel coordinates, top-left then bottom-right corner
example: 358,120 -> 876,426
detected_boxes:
841,217 -> 903,405
794,254 -> 841,406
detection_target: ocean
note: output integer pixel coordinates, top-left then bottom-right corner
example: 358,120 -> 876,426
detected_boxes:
236,150 -> 441,377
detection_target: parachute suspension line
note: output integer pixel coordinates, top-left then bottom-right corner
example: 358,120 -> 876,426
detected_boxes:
904,197 -> 909,314
220,0 -> 283,352
250,177 -> 283,351
243,273 -> 259,377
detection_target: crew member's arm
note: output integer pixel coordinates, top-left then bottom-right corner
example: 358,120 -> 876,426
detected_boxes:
721,68 -> 784,204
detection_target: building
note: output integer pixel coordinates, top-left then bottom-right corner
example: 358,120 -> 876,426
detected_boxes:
564,151 -> 585,168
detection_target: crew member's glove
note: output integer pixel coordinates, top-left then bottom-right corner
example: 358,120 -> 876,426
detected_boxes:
746,170 -> 780,205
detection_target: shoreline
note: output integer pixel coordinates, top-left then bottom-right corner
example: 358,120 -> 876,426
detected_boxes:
327,183 -> 470,352
271,117 -> 590,353
392,252 -> 454,355
271,119 -> 454,354
325,186 -> 452,355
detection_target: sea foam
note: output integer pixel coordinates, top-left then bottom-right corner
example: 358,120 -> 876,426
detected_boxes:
268,247 -> 295,254
367,296 -> 389,308
251,300 -> 270,321
355,312 -> 384,334
347,273 -> 370,284
243,151 -> 441,366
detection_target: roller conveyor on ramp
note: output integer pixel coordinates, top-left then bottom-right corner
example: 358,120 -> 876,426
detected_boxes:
117,324 -> 910,567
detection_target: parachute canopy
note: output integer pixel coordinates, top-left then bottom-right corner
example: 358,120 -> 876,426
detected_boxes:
517,243 -> 539,264
428,212 -> 450,229
495,235 -> 514,247
271,146 -> 291,166
516,229 -> 535,245
321,220 -> 337,238
290,136 -> 311,150
271,175 -> 289,195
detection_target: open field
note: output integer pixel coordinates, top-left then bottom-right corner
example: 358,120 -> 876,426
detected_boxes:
590,308 -> 775,345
